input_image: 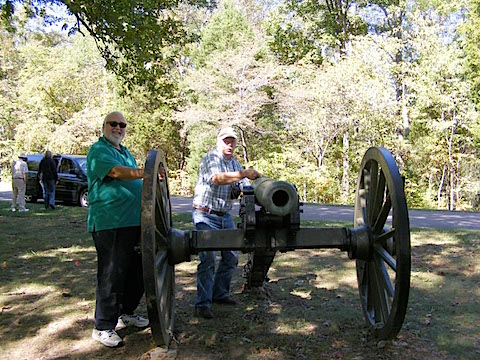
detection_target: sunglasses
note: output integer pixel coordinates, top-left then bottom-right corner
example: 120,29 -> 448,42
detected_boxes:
106,121 -> 127,128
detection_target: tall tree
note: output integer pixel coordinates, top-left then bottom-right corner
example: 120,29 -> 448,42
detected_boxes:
275,35 -> 399,203
1,0 -> 217,105
13,31 -> 116,154
406,4 -> 480,209
458,0 -> 480,108
175,1 -> 288,190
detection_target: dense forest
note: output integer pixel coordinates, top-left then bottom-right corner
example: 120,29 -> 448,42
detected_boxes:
1,0 -> 480,211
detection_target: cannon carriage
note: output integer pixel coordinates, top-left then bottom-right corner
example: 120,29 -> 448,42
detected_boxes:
141,147 -> 411,349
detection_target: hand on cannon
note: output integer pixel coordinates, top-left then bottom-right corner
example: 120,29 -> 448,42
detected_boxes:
157,165 -> 166,181
241,168 -> 261,180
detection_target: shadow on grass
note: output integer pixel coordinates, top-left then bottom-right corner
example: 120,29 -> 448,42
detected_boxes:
1,201 -> 479,359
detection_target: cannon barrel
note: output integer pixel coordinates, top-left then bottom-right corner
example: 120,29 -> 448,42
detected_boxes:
251,176 -> 298,216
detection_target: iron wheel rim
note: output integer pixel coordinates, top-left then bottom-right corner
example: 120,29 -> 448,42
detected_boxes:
141,149 -> 175,347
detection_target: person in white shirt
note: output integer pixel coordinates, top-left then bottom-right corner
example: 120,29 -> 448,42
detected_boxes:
11,155 -> 29,212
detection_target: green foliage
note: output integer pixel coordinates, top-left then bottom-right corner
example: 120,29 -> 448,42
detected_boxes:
184,122 -> 218,190
1,0 -> 216,105
0,24 -> 22,144
9,31 -> 114,155
199,0 -> 254,55
263,7 -> 318,65
252,149 -> 341,204
18,34 -> 107,122
457,0 -> 480,107
404,3 -> 480,209
1,0 -> 480,210
0,0 -> 14,29
264,0 -> 375,64
124,107 -> 182,166
177,4 -> 286,183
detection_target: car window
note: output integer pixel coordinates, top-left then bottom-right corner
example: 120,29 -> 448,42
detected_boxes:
27,159 -> 39,171
76,158 -> 87,173
59,158 -> 76,174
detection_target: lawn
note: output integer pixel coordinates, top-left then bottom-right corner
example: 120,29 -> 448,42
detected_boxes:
0,201 -> 479,359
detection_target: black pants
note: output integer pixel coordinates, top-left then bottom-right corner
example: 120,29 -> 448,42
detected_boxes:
93,226 -> 144,330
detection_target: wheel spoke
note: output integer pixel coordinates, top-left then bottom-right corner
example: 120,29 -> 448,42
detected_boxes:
155,251 -> 174,336
375,244 -> 396,271
367,161 -> 379,224
363,169 -> 370,219
368,168 -> 389,233
356,190 -> 367,226
154,228 -> 167,246
376,228 -> 395,243
370,260 -> 390,324
155,252 -> 168,303
374,251 -> 395,296
155,189 -> 168,234
373,195 -> 392,234
366,263 -> 377,321
357,261 -> 373,322
372,171 -> 386,221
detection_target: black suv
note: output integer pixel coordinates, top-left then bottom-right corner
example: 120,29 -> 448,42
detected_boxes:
25,154 -> 88,207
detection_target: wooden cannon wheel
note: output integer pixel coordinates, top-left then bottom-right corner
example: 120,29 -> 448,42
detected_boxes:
354,147 -> 411,340
141,149 -> 175,347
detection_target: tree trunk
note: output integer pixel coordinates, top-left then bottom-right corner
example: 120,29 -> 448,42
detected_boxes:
447,110 -> 457,210
341,131 -> 350,201
438,165 -> 446,209
237,126 -> 249,164
450,170 -> 455,211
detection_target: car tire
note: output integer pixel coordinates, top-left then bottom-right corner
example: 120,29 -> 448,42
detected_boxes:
79,188 -> 88,207
26,195 -> 37,203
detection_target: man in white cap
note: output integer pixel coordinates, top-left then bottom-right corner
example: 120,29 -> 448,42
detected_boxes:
192,126 -> 260,319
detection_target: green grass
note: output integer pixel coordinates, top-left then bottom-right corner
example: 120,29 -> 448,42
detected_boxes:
1,201 -> 479,359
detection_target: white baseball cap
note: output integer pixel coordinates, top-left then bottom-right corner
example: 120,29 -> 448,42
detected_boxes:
217,127 -> 237,140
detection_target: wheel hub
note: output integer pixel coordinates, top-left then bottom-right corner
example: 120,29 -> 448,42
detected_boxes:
348,225 -> 372,261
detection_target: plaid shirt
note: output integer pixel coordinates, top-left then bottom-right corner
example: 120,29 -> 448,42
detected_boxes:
193,149 -> 249,213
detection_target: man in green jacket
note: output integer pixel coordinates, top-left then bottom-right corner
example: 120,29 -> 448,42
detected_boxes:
87,111 -> 148,347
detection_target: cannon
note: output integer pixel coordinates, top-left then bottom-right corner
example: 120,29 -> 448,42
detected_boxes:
141,147 -> 411,348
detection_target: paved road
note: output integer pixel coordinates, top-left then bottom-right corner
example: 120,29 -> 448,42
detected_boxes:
1,183 -> 479,230
169,196 -> 480,230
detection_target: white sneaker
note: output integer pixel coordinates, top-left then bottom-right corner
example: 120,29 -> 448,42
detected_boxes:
117,314 -> 149,328
19,208 -> 29,212
11,208 -> 16,212
92,328 -> 123,347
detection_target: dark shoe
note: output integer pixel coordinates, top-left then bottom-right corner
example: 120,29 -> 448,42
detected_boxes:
195,307 -> 214,319
50,204 -> 55,210
213,296 -> 237,305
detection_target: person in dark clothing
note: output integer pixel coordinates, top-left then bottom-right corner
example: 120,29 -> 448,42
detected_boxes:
38,150 -> 58,210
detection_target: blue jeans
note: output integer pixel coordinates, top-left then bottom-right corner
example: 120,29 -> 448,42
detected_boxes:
42,179 -> 55,209
193,209 -> 238,308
